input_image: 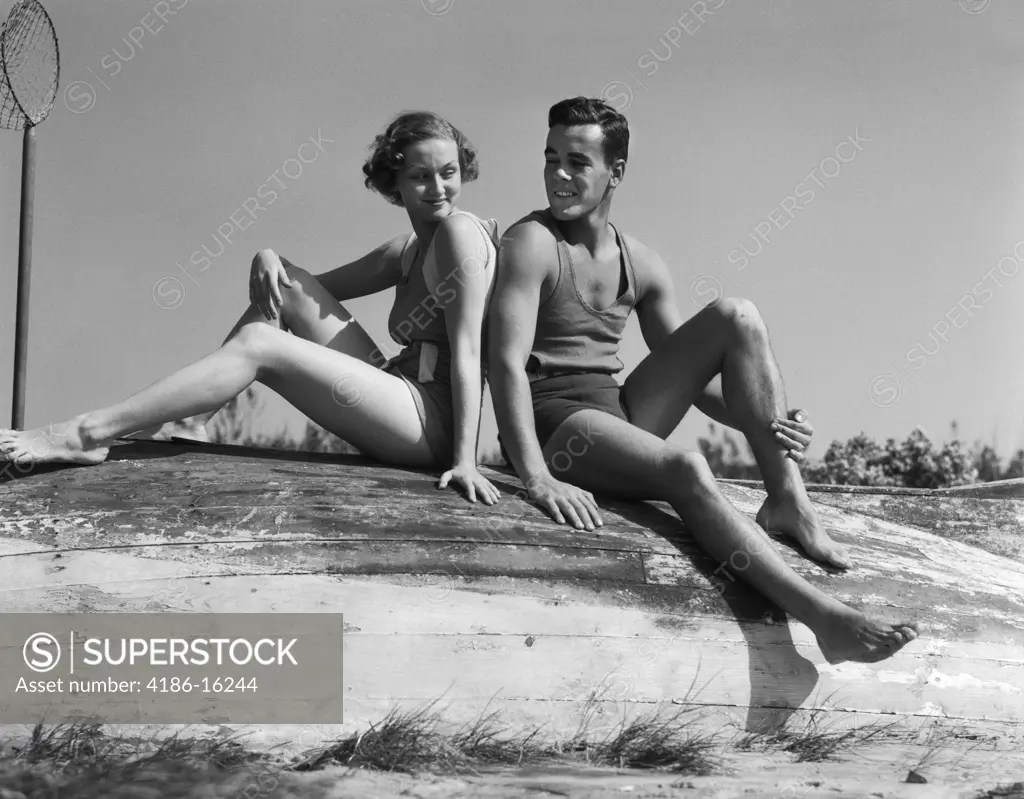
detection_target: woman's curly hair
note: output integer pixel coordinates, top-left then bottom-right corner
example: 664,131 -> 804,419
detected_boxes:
362,111 -> 480,206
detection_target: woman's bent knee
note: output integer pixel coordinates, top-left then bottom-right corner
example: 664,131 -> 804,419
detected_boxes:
274,260 -> 330,328
278,259 -> 318,302
279,258 -> 312,284
231,321 -> 277,362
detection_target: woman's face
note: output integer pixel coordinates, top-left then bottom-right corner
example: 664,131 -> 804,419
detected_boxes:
395,137 -> 462,221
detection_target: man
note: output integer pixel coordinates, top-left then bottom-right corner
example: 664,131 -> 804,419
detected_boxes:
488,97 -> 918,664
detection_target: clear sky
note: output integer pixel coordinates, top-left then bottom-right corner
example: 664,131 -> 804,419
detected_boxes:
2,0 -> 1022,460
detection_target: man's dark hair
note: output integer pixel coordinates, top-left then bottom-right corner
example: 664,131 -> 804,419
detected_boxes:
547,97 -> 629,166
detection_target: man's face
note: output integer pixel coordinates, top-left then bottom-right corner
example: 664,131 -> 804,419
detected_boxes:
543,124 -> 617,220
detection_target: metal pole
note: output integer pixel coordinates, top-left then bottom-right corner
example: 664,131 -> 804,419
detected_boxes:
13,124 -> 36,430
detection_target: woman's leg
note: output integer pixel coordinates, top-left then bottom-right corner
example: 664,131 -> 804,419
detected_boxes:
232,257 -> 382,358
139,258 -> 391,440
0,323 -> 436,467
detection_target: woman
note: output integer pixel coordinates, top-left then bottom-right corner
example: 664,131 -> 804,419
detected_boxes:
1,112 -> 501,504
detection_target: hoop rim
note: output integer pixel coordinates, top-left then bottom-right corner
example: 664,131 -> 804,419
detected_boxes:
0,0 -> 61,130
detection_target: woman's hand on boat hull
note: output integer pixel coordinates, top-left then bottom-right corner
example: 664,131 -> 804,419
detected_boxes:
438,463 -> 500,505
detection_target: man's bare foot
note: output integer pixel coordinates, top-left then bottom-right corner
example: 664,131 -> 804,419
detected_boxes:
815,607 -> 919,664
757,495 -> 851,570
0,416 -> 109,467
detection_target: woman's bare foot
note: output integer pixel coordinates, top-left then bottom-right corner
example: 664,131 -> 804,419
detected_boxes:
757,495 -> 851,570
815,607 -> 919,664
127,415 -> 210,443
0,415 -> 109,467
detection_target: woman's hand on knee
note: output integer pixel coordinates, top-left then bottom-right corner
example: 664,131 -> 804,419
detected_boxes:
438,463 -> 500,505
250,249 -> 294,320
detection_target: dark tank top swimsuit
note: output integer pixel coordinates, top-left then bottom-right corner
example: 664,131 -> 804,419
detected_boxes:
500,210 -> 639,460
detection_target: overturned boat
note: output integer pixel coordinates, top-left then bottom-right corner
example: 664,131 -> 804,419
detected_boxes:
1,439 -> 1022,751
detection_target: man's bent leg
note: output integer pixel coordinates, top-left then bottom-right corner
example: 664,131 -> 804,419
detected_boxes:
622,297 -> 850,569
541,410 -> 917,664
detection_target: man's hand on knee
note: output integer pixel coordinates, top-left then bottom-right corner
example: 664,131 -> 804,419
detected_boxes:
771,408 -> 814,462
526,473 -> 603,531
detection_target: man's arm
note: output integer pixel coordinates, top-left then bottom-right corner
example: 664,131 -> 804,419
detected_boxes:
488,222 -> 603,529
488,222 -> 551,482
632,244 -> 740,429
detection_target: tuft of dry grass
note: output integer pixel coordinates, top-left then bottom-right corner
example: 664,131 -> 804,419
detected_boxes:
734,709 -> 899,763
515,678 -> 722,776
289,694 -> 565,776
447,702 -> 551,767
292,697 -> 468,775
897,719 -> 989,785
0,722 -> 285,798
592,705 -> 720,774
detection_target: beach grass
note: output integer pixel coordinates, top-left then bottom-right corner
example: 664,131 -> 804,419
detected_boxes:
0,702 -> 1016,798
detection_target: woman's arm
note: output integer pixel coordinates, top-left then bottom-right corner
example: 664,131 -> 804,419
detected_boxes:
313,235 -> 407,301
432,214 -> 493,469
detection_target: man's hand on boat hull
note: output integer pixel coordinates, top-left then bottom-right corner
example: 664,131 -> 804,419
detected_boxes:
526,473 -> 603,532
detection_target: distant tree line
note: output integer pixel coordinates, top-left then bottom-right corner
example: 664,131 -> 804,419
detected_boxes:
698,423 -> 1023,489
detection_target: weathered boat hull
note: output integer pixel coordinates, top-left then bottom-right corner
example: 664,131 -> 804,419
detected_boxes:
1,440 -> 1022,750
